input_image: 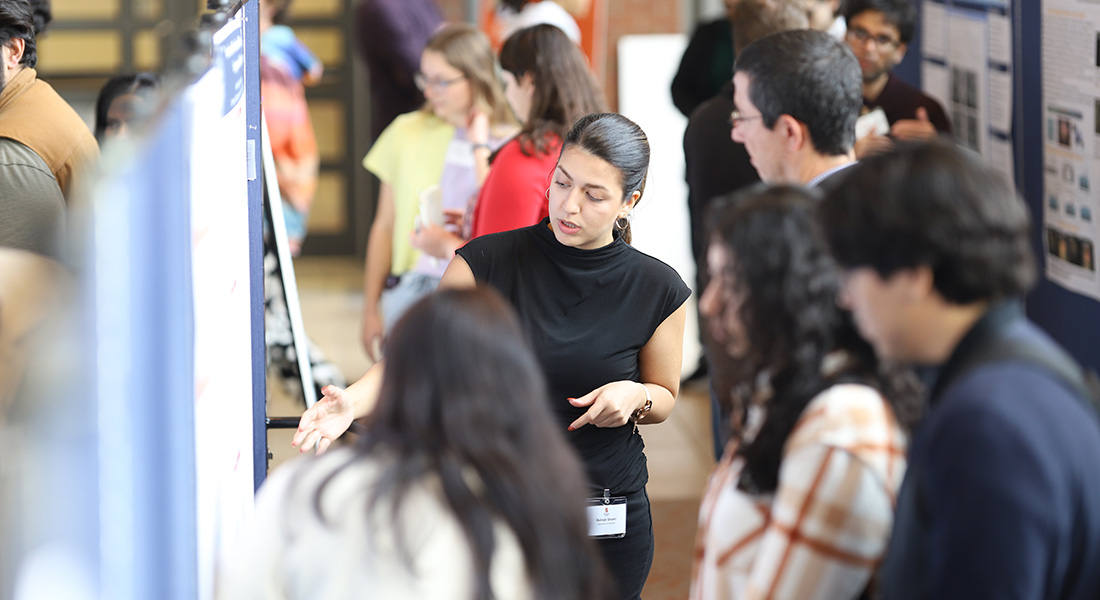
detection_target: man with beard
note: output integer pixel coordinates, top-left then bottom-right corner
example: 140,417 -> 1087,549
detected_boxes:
0,0 -> 97,204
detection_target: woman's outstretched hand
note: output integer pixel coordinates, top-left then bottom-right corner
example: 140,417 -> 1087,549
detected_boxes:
291,385 -> 356,455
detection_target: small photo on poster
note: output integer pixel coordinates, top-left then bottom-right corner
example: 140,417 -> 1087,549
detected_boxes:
966,71 -> 978,109
952,67 -> 964,106
1047,227 -> 1096,271
1058,118 -> 1072,147
1047,227 -> 1062,256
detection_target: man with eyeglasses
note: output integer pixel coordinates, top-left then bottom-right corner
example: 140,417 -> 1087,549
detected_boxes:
731,28 -> 861,187
843,0 -> 951,158
682,0 -> 810,461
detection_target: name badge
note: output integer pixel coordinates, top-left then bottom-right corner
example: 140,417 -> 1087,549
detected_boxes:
586,489 -> 627,538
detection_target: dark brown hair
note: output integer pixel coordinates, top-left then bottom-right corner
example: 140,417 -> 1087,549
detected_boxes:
499,24 -> 606,156
319,288 -> 610,600
708,185 -> 922,492
561,113 -> 649,244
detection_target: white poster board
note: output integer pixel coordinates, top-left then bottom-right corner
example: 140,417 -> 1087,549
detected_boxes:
617,33 -> 701,377
921,1 -> 1015,181
1041,0 -> 1100,300
189,13 -> 255,599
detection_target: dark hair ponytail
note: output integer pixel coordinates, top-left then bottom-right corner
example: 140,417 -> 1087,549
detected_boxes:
561,113 -> 649,243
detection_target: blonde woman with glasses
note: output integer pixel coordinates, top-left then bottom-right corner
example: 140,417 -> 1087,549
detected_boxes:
360,23 -> 516,361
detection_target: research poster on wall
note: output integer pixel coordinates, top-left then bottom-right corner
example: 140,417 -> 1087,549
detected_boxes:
1041,0 -> 1100,301
189,12 -> 255,599
921,0 -> 1014,182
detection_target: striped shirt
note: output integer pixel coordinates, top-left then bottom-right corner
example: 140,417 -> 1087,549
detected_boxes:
690,383 -> 907,600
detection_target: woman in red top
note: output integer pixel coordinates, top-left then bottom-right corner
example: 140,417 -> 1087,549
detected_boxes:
411,23 -> 606,258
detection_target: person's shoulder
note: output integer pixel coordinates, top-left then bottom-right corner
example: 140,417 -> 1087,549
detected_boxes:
0,138 -> 51,171
931,326 -> 1099,452
884,74 -> 946,110
792,383 -> 900,447
0,138 -> 63,200
692,17 -> 731,38
379,110 -> 451,142
264,24 -> 295,42
390,109 -> 442,129
257,447 -> 362,513
492,136 -> 527,161
880,73 -> 924,101
622,244 -> 688,287
687,91 -> 733,128
463,223 -> 537,253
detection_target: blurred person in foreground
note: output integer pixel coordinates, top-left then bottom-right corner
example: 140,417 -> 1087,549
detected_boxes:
691,185 -> 921,599
819,140 -> 1100,599
219,287 -> 611,600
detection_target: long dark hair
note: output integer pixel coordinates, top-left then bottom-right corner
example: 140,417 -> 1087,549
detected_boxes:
707,186 -> 922,493
322,288 -> 609,600
561,113 -> 649,244
499,24 -> 606,156
94,72 -> 161,143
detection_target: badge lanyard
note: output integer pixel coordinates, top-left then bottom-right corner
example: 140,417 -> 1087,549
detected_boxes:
586,488 -> 627,538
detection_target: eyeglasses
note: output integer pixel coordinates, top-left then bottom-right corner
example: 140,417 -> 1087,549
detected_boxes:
413,72 -> 466,93
729,110 -> 763,128
845,26 -> 900,51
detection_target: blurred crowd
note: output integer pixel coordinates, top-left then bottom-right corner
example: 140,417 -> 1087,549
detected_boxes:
1,1 -> 1099,599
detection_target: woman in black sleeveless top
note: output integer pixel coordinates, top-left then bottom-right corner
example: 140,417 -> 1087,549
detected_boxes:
294,113 -> 690,599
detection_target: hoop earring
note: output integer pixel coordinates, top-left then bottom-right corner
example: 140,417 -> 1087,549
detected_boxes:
614,216 -> 628,231
545,187 -> 551,200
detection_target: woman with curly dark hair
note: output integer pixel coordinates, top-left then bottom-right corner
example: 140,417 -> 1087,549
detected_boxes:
690,185 -> 922,600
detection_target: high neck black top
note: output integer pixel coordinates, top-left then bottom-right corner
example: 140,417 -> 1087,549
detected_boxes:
456,219 -> 691,493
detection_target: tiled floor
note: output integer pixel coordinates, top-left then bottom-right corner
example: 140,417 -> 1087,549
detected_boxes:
264,255 -> 716,598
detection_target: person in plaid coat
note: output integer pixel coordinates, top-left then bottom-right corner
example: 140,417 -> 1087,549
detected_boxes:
692,185 -> 922,600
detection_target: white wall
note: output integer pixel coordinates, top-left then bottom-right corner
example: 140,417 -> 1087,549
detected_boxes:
617,33 -> 702,377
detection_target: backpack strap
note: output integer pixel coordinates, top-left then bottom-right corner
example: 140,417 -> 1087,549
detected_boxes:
945,336 -> 1100,421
